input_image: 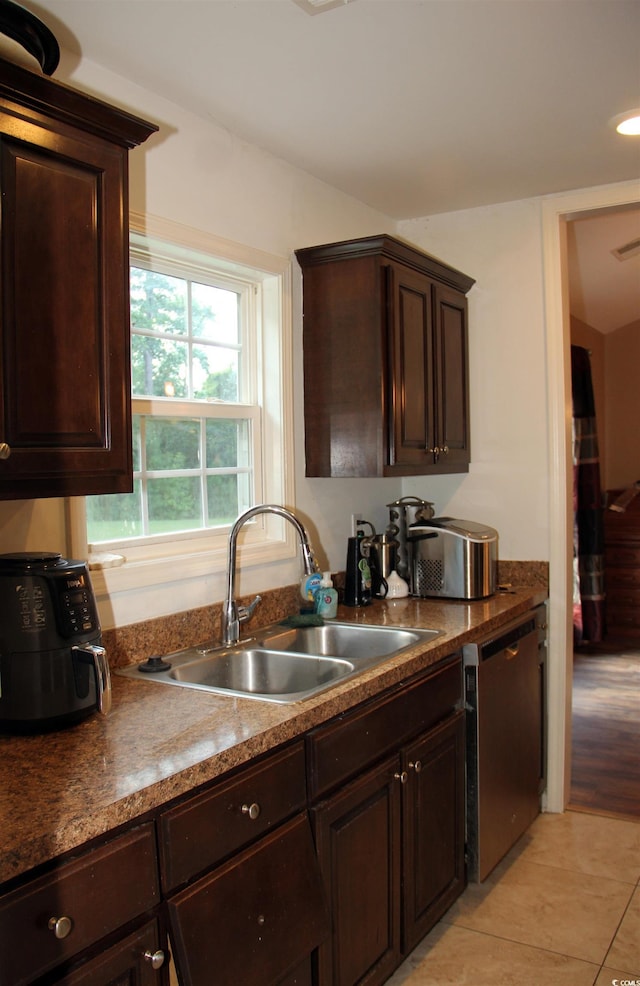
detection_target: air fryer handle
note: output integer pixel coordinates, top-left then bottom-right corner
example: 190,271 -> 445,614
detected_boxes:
72,644 -> 112,716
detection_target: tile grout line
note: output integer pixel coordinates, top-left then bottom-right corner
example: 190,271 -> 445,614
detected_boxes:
432,921 -> 604,970
600,884 -> 638,973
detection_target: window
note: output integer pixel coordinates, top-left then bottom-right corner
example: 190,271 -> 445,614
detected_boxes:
68,214 -> 295,625
87,261 -> 260,545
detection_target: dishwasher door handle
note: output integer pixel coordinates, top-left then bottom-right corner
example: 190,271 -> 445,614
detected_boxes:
505,644 -> 519,659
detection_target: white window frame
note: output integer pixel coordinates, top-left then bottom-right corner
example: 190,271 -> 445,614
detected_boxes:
67,213 -> 296,626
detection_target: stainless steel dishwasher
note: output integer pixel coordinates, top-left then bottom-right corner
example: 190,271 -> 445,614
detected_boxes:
463,605 -> 546,882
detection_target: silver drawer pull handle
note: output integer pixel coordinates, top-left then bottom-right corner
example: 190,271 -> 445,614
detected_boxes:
394,770 -> 409,785
48,915 -> 72,939
409,760 -> 422,773
0,442 -> 11,460
242,802 -> 261,820
143,949 -> 165,970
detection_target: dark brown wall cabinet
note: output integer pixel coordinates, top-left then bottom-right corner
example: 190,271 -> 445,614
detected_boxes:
295,235 -> 475,478
0,57 -> 156,499
308,656 -> 465,986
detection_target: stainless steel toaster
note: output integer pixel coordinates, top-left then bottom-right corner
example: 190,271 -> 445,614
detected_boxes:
410,518 -> 498,599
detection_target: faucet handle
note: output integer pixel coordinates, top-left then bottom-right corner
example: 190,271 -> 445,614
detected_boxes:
238,594 -> 262,625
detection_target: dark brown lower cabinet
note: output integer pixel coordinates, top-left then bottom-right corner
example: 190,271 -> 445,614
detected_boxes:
0,663 -> 464,986
311,706 -> 465,986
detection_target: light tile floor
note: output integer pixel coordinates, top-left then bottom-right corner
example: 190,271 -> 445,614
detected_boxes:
387,809 -> 640,986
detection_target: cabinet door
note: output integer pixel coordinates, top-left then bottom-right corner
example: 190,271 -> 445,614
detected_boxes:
0,115 -> 132,497
311,755 -> 402,986
401,711 -> 465,953
167,813 -> 328,986
387,263 -> 436,471
433,283 -> 470,472
51,920 -> 167,986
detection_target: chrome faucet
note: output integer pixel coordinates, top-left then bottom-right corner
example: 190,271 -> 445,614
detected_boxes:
221,504 -> 319,647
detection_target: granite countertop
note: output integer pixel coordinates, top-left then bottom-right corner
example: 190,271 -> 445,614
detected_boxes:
0,586 -> 546,887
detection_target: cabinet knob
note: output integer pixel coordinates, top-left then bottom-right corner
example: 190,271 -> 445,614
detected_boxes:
48,915 -> 73,939
394,770 -> 409,784
242,802 -> 261,820
0,442 -> 11,460
143,949 -> 165,970
409,759 -> 422,774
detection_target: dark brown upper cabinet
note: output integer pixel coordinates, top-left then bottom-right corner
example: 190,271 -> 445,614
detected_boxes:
296,235 -> 475,478
0,57 -> 156,500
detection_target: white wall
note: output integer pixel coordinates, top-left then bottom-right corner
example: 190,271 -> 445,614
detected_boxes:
397,203 -> 550,562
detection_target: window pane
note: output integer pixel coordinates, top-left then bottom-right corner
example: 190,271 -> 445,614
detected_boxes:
148,477 -> 202,534
206,419 -> 249,468
192,346 -> 239,400
192,281 -> 239,344
146,418 -> 201,470
206,474 -> 249,527
87,482 -> 143,543
132,335 -> 189,398
131,268 -> 187,336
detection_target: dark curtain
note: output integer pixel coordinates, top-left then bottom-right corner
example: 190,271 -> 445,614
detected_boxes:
571,345 -> 605,644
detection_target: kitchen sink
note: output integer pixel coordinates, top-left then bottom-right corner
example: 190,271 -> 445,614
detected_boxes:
255,622 -> 439,661
117,621 -> 442,704
170,648 -> 354,701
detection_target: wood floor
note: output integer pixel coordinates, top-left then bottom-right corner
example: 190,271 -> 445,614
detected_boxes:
569,639 -> 640,820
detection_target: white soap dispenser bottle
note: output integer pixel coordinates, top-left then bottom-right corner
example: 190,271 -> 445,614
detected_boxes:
314,572 -> 338,618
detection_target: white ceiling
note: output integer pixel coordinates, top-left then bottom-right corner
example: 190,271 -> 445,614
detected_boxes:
17,0 -> 640,331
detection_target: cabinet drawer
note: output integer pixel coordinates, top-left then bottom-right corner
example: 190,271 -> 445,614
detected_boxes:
0,823 -> 159,986
159,741 -> 306,891
167,813 -> 329,986
51,919 -> 164,985
307,656 -> 461,799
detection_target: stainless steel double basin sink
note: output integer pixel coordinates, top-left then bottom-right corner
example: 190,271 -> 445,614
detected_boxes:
117,621 -> 442,704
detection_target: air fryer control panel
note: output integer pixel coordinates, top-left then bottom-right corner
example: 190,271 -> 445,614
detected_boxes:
53,572 -> 98,638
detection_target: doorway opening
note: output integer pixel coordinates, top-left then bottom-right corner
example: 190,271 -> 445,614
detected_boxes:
542,182 -> 639,816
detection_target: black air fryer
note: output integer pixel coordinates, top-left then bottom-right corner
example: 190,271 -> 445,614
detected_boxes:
0,552 -> 111,732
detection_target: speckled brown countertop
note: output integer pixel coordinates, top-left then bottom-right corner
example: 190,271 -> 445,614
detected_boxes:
0,583 -> 546,887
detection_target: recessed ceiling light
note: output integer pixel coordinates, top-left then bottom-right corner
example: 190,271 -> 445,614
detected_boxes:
610,109 -> 640,136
